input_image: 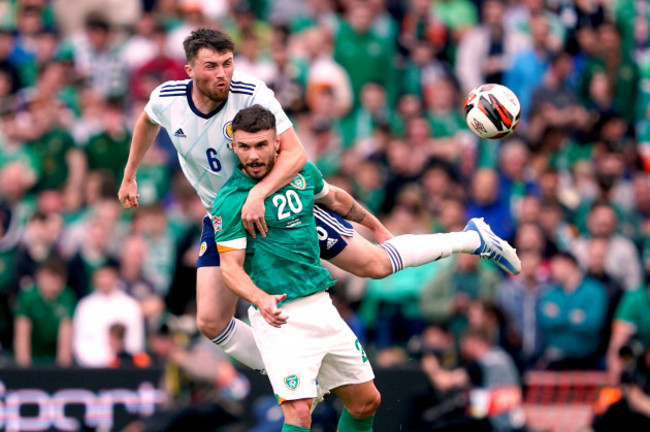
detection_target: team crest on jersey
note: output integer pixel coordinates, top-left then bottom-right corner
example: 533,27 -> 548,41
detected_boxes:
223,121 -> 234,150
199,242 -> 207,256
290,173 -> 306,190
223,121 -> 233,140
284,374 -> 300,391
212,216 -> 222,232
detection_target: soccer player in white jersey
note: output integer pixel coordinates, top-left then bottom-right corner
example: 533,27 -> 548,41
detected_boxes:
118,28 -> 521,372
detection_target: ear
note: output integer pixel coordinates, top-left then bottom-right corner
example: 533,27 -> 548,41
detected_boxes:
184,63 -> 193,79
274,134 -> 280,152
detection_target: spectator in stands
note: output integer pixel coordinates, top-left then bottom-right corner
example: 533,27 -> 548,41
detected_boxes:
84,97 -> 131,185
504,12 -> 555,120
594,346 -> 650,431
607,276 -> 650,384
586,236 -> 624,360
131,204 -> 177,298
265,27 -> 305,116
69,12 -> 129,98
72,263 -> 144,367
498,249 -> 549,368
496,139 -> 541,214
14,211 -> 64,290
25,95 -> 86,198
107,323 -> 150,368
333,0 -> 397,112
130,23 -> 186,102
538,251 -> 607,369
572,202 -> 642,291
580,21 -> 640,127
147,321 -> 250,424
404,323 -> 466,432
456,0 -> 528,94
466,168 -> 513,240
303,25 -> 353,120
420,326 -> 525,432
66,214 -> 119,298
420,253 -> 501,339
118,234 -> 164,330
529,50 -> 589,140
14,257 -> 75,366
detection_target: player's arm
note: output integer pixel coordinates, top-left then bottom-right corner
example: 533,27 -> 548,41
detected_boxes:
242,127 -> 307,237
118,111 -> 161,209
13,316 -> 32,367
316,183 -> 393,243
219,249 -> 288,328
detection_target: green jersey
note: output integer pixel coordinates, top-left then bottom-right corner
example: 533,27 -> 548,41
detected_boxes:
212,161 -> 335,302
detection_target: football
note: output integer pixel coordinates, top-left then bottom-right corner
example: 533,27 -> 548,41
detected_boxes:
463,84 -> 521,139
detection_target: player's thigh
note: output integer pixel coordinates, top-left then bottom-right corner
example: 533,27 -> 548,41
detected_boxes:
314,205 -> 354,260
196,266 -> 238,321
327,233 -> 392,279
195,215 -> 238,326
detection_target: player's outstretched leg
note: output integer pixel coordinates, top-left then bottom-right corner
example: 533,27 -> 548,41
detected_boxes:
329,228 -> 480,279
463,217 -> 521,275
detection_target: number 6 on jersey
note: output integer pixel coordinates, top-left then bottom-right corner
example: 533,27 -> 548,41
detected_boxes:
206,148 -> 222,172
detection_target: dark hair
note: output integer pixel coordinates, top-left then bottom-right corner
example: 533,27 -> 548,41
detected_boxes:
183,28 -> 235,63
461,326 -> 492,345
85,12 -> 110,32
552,251 -> 580,267
109,323 -> 126,339
231,105 -> 276,134
38,257 -> 68,280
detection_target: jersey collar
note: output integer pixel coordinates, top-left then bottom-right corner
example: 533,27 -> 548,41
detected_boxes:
187,81 -> 227,119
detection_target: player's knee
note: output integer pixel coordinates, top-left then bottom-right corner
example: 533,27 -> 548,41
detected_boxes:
362,257 -> 393,279
196,314 -> 231,340
346,389 -> 381,418
281,399 -> 312,427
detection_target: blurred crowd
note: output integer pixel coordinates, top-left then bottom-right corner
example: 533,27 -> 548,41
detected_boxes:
2,0 -> 650,429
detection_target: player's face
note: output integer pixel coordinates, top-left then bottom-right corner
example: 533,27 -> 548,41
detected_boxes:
233,129 -> 280,179
185,48 -> 234,102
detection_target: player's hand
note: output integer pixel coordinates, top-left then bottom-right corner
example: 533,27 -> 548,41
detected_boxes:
242,190 -> 268,238
118,178 -> 140,209
371,225 -> 393,244
257,293 -> 288,328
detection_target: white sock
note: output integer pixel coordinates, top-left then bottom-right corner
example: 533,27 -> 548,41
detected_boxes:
211,318 -> 265,371
381,232 -> 481,273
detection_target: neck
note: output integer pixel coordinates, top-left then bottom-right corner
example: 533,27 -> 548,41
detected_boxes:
563,273 -> 582,293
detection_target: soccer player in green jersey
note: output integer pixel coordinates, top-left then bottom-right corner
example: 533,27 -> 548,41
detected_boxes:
213,105 -> 382,431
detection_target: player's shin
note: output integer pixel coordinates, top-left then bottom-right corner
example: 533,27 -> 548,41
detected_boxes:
337,408 -> 375,432
380,232 -> 480,272
211,318 -> 265,372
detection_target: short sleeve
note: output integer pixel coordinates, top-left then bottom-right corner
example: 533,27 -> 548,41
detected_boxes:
14,288 -> 33,318
252,84 -> 293,135
61,288 -> 76,319
302,161 -> 328,198
212,191 -> 248,251
614,289 -> 643,329
144,83 -> 165,126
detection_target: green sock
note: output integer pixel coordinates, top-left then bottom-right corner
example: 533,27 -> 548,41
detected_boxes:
337,408 -> 374,432
282,424 -> 310,432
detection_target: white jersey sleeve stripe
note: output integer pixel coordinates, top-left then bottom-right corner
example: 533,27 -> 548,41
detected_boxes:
218,237 -> 247,250
314,181 -> 330,200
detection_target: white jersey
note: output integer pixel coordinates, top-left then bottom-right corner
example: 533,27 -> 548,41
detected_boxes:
144,70 -> 293,211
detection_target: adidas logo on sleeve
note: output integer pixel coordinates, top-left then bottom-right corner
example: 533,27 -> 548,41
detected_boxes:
174,128 -> 186,138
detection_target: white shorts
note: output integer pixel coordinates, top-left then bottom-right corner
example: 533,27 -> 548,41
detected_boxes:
248,291 -> 375,402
